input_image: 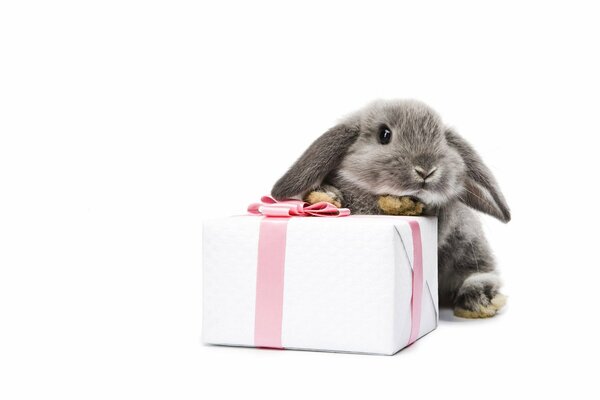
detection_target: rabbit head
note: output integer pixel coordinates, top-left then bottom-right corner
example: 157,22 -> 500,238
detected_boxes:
272,99 -> 510,222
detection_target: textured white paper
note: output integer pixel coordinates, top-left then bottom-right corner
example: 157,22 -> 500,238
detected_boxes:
203,215 -> 438,355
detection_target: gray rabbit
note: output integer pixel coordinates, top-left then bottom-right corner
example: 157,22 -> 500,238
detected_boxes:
272,99 -> 510,318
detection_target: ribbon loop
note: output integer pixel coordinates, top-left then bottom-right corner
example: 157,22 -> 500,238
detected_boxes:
248,196 -> 350,217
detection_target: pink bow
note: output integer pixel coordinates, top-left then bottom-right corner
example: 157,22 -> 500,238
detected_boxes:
248,196 -> 350,217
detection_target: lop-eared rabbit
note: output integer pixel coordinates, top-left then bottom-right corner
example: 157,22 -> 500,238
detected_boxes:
272,100 -> 510,318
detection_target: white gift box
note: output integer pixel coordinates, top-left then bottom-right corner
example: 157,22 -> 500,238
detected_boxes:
202,215 -> 438,355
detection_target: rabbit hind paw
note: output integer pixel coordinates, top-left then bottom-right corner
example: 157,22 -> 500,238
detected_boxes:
453,273 -> 507,319
454,293 -> 506,318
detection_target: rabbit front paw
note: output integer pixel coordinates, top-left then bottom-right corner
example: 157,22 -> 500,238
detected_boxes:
378,195 -> 424,216
453,273 -> 506,318
305,187 -> 342,208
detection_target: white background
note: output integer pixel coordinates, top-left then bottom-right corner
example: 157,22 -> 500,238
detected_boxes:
1,1 -> 598,399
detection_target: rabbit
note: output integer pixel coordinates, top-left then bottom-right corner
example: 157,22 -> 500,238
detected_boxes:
271,99 -> 511,318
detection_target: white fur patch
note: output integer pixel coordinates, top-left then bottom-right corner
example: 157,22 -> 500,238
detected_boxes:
462,272 -> 501,288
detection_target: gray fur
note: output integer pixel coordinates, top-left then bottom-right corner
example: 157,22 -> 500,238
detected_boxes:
271,99 -> 511,315
271,123 -> 360,199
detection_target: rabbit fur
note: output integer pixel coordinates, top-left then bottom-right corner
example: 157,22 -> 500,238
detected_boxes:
271,99 -> 510,318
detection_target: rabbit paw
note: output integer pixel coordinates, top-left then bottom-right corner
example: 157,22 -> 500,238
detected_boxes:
305,190 -> 341,208
453,273 -> 506,318
378,195 -> 424,216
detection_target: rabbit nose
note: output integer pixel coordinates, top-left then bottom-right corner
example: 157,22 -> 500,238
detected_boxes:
414,166 -> 437,180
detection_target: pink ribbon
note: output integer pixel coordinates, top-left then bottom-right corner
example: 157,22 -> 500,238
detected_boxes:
250,196 -> 349,348
248,196 -> 424,350
254,218 -> 288,348
248,196 -> 350,217
407,220 -> 423,346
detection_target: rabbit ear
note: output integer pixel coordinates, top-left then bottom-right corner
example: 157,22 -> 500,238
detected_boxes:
271,123 -> 360,199
446,129 -> 511,223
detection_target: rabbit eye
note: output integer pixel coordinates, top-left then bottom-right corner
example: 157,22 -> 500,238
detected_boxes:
378,125 -> 392,145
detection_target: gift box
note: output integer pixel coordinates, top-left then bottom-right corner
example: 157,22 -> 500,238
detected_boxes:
202,198 -> 438,355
